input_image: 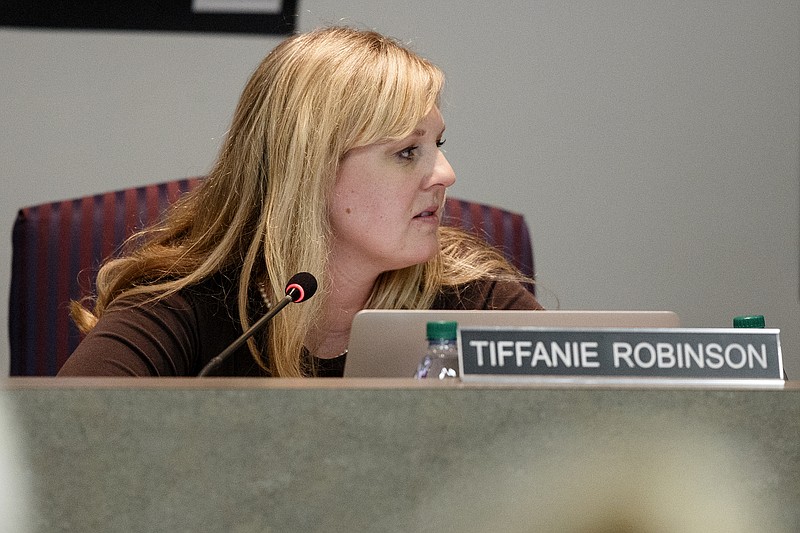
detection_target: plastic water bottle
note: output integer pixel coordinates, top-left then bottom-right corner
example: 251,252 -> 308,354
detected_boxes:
414,321 -> 459,379
733,315 -> 765,328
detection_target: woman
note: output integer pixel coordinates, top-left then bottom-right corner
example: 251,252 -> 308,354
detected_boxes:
58,26 -> 542,377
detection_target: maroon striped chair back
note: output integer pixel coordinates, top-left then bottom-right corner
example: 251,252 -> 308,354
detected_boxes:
9,178 -> 534,376
441,197 -> 535,280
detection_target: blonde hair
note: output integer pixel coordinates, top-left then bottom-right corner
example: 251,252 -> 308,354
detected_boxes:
72,26 -> 525,376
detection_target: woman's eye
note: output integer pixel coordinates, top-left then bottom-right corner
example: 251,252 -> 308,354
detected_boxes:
398,146 -> 418,160
397,138 -> 445,161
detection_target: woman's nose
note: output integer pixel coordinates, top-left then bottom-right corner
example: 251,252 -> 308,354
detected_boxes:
430,151 -> 456,189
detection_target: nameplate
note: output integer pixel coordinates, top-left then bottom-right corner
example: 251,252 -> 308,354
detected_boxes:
458,327 -> 783,384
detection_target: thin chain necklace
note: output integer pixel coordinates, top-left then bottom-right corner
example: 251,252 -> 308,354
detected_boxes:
257,283 -> 271,309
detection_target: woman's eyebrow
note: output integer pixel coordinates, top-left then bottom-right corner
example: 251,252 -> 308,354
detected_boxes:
408,125 -> 446,138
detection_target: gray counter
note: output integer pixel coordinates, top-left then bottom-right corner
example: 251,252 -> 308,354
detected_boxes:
3,379 -> 799,532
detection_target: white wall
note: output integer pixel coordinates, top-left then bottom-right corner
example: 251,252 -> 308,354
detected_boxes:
2,1 -> 798,376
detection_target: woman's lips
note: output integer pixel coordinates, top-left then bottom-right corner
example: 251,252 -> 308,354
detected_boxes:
414,204 -> 440,219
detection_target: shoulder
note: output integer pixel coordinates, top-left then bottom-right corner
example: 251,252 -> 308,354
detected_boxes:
432,279 -> 543,310
58,276 -> 245,376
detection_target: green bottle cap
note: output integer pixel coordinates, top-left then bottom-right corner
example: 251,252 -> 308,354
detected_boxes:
733,315 -> 765,328
426,321 -> 458,340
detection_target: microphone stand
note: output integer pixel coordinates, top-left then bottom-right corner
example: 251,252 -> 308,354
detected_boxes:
197,293 -> 293,377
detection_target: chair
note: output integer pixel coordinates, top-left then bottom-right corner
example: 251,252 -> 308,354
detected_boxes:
9,178 -> 535,376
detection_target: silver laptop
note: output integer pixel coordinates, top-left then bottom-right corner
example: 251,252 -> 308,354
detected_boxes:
344,309 -> 681,377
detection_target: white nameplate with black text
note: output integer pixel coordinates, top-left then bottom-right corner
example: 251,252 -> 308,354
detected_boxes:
458,327 -> 784,385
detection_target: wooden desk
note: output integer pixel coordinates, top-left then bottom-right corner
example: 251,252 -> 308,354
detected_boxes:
3,379 -> 799,532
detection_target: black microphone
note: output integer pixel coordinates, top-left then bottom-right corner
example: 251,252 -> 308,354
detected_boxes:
197,272 -> 318,377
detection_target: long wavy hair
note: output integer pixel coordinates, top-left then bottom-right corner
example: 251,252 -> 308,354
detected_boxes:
71,26 -> 526,376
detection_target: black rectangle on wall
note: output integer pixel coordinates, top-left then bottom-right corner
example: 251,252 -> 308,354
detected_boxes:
1,0 -> 298,35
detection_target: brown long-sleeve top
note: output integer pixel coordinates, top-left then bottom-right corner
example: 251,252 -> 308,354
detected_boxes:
58,277 -> 542,377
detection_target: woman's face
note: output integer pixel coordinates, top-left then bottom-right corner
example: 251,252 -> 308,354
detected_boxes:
329,107 -> 456,278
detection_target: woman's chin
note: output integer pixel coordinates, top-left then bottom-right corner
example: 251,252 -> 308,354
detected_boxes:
401,242 -> 440,269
